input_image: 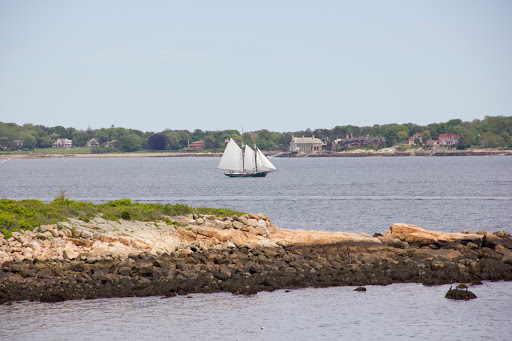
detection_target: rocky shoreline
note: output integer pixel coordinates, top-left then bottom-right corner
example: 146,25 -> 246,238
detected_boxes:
1,214 -> 511,304
287,148 -> 512,157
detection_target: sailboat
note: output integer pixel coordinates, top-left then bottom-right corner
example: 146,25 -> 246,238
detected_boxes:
218,139 -> 277,177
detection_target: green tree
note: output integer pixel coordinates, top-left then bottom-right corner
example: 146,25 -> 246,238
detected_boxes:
118,134 -> 143,152
484,116 -> 508,135
0,136 -> 10,148
277,133 -> 293,150
421,131 -> 431,143
479,132 -> 505,148
241,132 -> 254,147
147,133 -> 169,150
333,126 -> 348,139
163,130 -> 188,150
22,135 -> 36,149
64,127 -> 75,139
213,130 -> 240,146
94,131 -> 109,145
397,131 -> 409,143
383,130 -> 397,147
203,135 -> 219,149
500,132 -> 511,148
427,122 -> 446,139
49,126 -> 66,137
190,129 -> 205,141
446,119 -> 463,131
36,136 -> 53,148
453,126 -> 477,150
254,129 -> 277,150
72,130 -> 90,147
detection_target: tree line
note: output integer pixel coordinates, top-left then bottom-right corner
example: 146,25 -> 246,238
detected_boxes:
0,115 -> 511,152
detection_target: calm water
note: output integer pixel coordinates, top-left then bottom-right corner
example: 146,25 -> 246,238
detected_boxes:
1,282 -> 511,341
1,156 -> 511,340
1,156 -> 511,233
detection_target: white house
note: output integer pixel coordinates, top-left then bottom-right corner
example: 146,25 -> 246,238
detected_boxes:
52,138 -> 72,148
86,138 -> 101,147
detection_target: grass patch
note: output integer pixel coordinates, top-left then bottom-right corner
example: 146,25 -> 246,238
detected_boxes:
0,147 -> 93,155
0,198 -> 246,237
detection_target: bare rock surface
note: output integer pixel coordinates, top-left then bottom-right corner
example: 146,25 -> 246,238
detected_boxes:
388,223 -> 483,246
1,215 -> 511,304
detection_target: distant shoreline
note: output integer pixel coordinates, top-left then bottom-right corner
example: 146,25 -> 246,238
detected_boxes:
0,148 -> 511,159
298,148 -> 512,157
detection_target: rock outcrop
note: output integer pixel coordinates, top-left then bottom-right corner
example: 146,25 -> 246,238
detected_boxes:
445,287 -> 477,300
0,213 -> 382,264
0,216 -> 511,304
387,223 -> 484,247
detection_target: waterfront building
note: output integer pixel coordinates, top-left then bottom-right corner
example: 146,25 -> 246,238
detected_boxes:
409,133 -> 423,145
52,138 -> 72,148
438,133 -> 460,146
185,140 -> 204,149
289,135 -> 324,154
86,138 -> 101,147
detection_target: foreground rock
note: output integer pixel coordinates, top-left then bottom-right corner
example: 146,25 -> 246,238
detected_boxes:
0,218 -> 511,304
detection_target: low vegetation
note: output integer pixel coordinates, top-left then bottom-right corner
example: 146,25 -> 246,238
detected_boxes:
0,196 -> 245,238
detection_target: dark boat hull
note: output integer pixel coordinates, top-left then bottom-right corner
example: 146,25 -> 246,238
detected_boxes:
225,171 -> 270,178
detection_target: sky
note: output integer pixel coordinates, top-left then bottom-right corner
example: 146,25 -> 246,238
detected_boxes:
0,0 -> 511,133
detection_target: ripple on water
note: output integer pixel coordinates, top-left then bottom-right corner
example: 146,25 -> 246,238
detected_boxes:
1,282 -> 512,341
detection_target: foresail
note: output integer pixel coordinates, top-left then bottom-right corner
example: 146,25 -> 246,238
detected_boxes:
256,148 -> 277,171
218,139 -> 243,171
244,145 -> 256,172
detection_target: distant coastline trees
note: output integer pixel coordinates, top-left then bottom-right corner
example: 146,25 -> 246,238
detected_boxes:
147,133 -> 169,150
0,115 -> 511,152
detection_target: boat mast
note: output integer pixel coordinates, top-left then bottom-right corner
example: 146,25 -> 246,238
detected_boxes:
254,143 -> 258,173
241,124 -> 245,173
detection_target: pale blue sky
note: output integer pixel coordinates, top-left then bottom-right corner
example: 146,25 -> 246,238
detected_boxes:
1,0 -> 511,132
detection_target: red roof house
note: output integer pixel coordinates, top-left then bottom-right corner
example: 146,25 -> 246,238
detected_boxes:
184,140 -> 204,149
438,133 -> 459,146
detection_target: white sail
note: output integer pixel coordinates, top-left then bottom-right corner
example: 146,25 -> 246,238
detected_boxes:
244,145 -> 256,172
218,139 -> 243,171
256,148 -> 277,171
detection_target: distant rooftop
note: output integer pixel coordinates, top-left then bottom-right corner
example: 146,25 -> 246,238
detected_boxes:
291,135 -> 324,144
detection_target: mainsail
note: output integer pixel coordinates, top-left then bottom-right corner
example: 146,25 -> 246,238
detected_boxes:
217,139 -> 243,171
244,145 -> 256,172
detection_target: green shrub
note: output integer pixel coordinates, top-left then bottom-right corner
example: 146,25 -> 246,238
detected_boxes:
121,210 -> 131,220
102,212 -> 119,221
105,199 -> 133,207
1,228 -> 14,239
0,198 -> 247,234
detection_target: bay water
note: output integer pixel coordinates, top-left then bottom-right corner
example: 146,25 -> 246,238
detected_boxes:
1,156 -> 511,233
0,156 -> 511,340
